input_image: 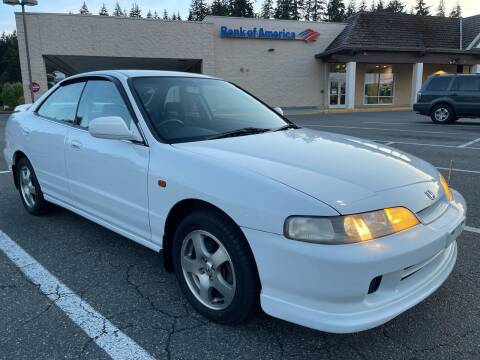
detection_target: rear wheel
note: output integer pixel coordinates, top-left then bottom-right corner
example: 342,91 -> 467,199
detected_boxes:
17,158 -> 51,215
172,210 -> 259,324
430,104 -> 455,124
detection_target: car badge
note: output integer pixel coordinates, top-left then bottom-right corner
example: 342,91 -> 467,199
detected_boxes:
425,190 -> 436,200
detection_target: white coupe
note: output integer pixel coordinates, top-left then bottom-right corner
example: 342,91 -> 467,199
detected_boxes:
3,71 -> 466,333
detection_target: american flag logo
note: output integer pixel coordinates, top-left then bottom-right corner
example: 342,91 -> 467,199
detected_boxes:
299,29 -> 320,42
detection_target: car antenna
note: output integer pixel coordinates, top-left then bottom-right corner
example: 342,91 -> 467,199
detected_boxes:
448,160 -> 453,184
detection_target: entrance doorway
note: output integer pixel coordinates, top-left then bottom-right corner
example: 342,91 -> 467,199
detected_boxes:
329,73 -> 346,107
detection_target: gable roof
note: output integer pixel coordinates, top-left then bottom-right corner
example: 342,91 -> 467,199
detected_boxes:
463,15 -> 480,49
320,12 -> 477,57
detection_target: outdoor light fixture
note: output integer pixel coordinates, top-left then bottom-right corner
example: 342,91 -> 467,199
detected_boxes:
3,0 -> 38,102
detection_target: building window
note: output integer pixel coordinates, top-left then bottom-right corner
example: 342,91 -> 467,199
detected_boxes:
364,65 -> 394,105
329,63 -> 346,73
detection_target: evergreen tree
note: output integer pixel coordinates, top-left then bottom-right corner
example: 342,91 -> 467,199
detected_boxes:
79,1 -> 90,15
326,0 -> 346,21
275,0 -> 291,19
290,0 -> 304,20
358,0 -> 367,12
123,8 -> 128,17
230,0 -> 255,17
449,1 -> 461,18
369,0 -> 376,12
385,0 -> 404,12
153,11 -> 160,19
129,3 -> 142,18
211,0 -> 230,16
112,2 -> 123,16
436,0 -> 446,16
260,0 -> 274,19
163,9 -> 169,20
413,0 -> 430,16
376,0 -> 384,11
0,31 -> 21,84
345,0 -> 356,17
188,0 -> 209,21
146,10 -> 153,19
99,3 -> 109,16
172,13 -> 177,20
177,12 -> 182,20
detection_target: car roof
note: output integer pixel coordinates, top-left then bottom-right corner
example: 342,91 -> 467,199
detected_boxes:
432,73 -> 480,78
65,70 -> 219,81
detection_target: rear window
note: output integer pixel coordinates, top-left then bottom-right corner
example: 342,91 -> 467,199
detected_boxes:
426,77 -> 452,91
452,77 -> 480,91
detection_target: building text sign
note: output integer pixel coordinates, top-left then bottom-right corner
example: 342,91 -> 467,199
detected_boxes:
220,26 -> 319,42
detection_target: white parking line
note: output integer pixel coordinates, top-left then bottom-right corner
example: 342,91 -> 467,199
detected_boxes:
0,231 -> 156,360
384,141 -> 395,146
363,121 -> 480,128
437,167 -> 480,174
0,170 -> 11,174
458,137 -> 480,148
465,226 -> 480,235
379,141 -> 480,149
308,124 -> 470,136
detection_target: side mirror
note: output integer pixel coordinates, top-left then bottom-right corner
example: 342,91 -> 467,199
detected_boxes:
88,116 -> 142,142
273,107 -> 284,116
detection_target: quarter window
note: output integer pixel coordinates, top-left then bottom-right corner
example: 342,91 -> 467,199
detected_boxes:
37,82 -> 85,122
76,80 -> 133,128
426,77 -> 452,91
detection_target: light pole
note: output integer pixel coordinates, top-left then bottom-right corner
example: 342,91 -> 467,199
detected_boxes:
3,0 -> 38,103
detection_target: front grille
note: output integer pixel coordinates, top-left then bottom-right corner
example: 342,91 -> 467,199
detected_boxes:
416,195 -> 450,224
401,250 -> 443,281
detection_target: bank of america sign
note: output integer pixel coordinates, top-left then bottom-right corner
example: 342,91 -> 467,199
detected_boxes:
220,26 -> 320,42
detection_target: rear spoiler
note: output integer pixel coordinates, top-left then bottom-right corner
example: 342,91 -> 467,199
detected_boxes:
13,104 -> 32,112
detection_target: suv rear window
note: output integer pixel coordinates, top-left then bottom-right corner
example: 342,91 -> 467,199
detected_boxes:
452,77 -> 480,91
426,77 -> 452,91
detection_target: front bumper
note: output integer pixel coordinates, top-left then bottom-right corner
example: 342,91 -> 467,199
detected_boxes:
242,189 -> 466,333
413,103 -> 430,115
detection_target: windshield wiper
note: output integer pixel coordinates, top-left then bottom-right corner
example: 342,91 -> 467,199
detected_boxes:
270,123 -> 299,132
210,127 -> 271,139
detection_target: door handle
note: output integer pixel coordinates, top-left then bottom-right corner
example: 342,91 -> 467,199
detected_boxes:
23,127 -> 31,136
70,140 -> 82,150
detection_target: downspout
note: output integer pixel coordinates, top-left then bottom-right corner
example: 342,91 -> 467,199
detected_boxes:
459,17 -> 463,50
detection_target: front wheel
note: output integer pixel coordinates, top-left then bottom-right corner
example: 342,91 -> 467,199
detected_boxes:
430,104 -> 455,124
17,157 -> 51,215
172,210 -> 259,324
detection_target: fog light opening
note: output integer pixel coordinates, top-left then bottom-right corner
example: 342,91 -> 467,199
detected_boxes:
368,276 -> 382,294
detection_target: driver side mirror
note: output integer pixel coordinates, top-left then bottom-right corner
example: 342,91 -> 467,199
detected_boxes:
88,116 -> 142,142
273,107 -> 284,116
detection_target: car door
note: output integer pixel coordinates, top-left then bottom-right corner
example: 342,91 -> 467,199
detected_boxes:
65,78 -> 151,242
29,81 -> 86,202
451,76 -> 480,116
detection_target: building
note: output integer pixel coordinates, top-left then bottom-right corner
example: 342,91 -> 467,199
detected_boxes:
15,11 -> 480,110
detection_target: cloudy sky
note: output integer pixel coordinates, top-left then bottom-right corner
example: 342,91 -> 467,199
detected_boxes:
0,0 -> 477,34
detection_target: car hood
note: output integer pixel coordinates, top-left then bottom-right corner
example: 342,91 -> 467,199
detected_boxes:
173,128 -> 441,214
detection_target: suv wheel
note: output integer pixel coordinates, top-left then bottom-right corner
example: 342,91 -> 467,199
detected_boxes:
172,210 -> 259,324
431,104 -> 455,124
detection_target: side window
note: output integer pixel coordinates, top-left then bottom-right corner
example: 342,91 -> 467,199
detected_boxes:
426,77 -> 452,91
76,80 -> 133,128
452,77 -> 480,91
37,82 -> 85,122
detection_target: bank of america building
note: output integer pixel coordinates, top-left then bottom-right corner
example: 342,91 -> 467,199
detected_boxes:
16,11 -> 480,110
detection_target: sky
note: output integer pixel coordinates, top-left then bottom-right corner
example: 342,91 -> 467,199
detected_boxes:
0,0 -> 478,34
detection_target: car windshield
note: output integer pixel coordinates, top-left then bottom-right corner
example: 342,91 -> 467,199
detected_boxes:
131,77 -> 289,143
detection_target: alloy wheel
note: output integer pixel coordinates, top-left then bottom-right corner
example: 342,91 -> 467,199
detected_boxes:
434,108 -> 449,122
19,165 -> 36,208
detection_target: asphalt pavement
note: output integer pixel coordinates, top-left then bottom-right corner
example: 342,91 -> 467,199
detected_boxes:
0,111 -> 479,360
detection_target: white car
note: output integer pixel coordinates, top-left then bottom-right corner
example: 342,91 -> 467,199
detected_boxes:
3,71 -> 466,333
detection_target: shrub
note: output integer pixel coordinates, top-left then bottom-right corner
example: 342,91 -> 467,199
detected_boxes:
0,82 -> 24,109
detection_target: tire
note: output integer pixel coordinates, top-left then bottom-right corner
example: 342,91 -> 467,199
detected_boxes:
430,104 -> 455,124
16,157 -> 51,215
172,210 -> 259,324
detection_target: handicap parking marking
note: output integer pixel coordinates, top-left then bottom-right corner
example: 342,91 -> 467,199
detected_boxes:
0,230 -> 156,360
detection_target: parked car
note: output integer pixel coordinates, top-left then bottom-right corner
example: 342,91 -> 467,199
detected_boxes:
414,74 -> 480,123
3,71 -> 466,333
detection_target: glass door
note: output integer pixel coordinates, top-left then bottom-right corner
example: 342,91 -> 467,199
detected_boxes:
329,74 -> 346,108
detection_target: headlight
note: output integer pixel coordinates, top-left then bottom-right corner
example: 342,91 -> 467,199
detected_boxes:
439,173 -> 452,202
284,207 -> 419,244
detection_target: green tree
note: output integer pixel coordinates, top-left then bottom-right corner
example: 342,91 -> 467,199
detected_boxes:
112,2 -> 123,16
99,3 -> 109,16
0,32 -> 21,84
449,0 -> 461,18
376,0 -> 384,11
79,1 -> 90,15
345,0 -> 357,17
177,11 -> 182,20
211,0 -> 230,16
260,0 -> 274,18
146,10 -> 153,19
413,0 -> 430,16
172,13 -> 177,20
358,0 -> 367,12
229,0 -> 255,17
129,3 -> 142,18
153,11 -> 160,19
436,0 -> 446,16
326,0 -> 346,21
385,0 -> 405,13
163,9 -> 169,20
188,0 -> 209,21
275,0 -> 292,19
1,82 -> 24,109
